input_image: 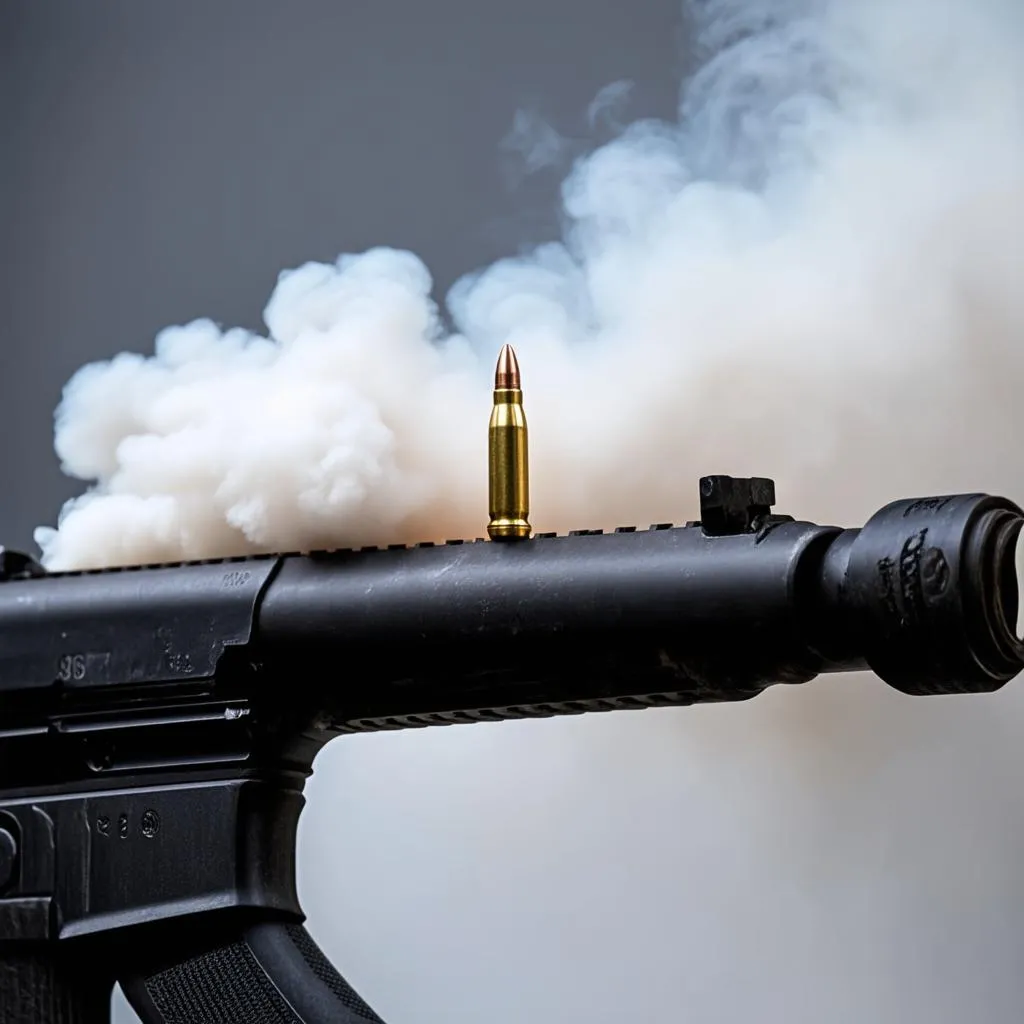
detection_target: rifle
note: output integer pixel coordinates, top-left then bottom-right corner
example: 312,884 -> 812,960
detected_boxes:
1,475 -> 1021,1023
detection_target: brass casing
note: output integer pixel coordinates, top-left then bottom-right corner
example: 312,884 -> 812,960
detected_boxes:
488,387 -> 531,540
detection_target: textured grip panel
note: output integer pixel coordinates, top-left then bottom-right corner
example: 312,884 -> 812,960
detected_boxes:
284,924 -> 381,1020
122,921 -> 385,1024
145,940 -> 298,1023
0,947 -> 113,1024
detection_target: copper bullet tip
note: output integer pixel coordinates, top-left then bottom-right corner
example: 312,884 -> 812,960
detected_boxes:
494,343 -> 521,390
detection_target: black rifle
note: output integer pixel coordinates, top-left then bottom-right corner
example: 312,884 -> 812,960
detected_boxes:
1,476 -> 1022,1023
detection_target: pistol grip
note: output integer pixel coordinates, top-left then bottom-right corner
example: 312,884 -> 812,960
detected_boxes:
120,919 -> 384,1024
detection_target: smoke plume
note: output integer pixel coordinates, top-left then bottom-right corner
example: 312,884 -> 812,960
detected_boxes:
39,0 -> 1024,570
82,0 -> 1024,1020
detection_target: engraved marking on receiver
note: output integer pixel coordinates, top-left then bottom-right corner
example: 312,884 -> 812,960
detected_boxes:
222,570 -> 253,588
56,652 -> 112,684
118,813 -> 129,839
156,626 -> 195,674
56,654 -> 87,682
96,815 -> 110,836
140,810 -> 160,839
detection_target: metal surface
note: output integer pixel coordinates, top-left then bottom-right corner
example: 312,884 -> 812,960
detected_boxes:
487,344 -> 531,540
1,476 -> 1023,1023
0,556 -> 279,694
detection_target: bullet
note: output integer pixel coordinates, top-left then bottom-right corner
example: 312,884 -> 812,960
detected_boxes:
488,343 -> 531,541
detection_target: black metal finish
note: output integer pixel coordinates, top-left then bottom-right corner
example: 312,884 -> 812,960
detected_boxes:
0,778 -> 302,943
813,494 -> 1024,694
257,490 -> 1024,728
0,476 -> 1021,1023
256,515 -> 839,736
0,944 -> 113,1024
0,547 -> 45,582
698,474 -> 778,535
0,556 -> 278,693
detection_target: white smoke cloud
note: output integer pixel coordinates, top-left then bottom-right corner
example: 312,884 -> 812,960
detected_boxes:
88,0 -> 1024,1020
38,0 -> 1024,571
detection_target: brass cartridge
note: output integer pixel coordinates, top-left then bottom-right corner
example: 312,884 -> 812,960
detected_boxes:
487,344 -> 531,541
